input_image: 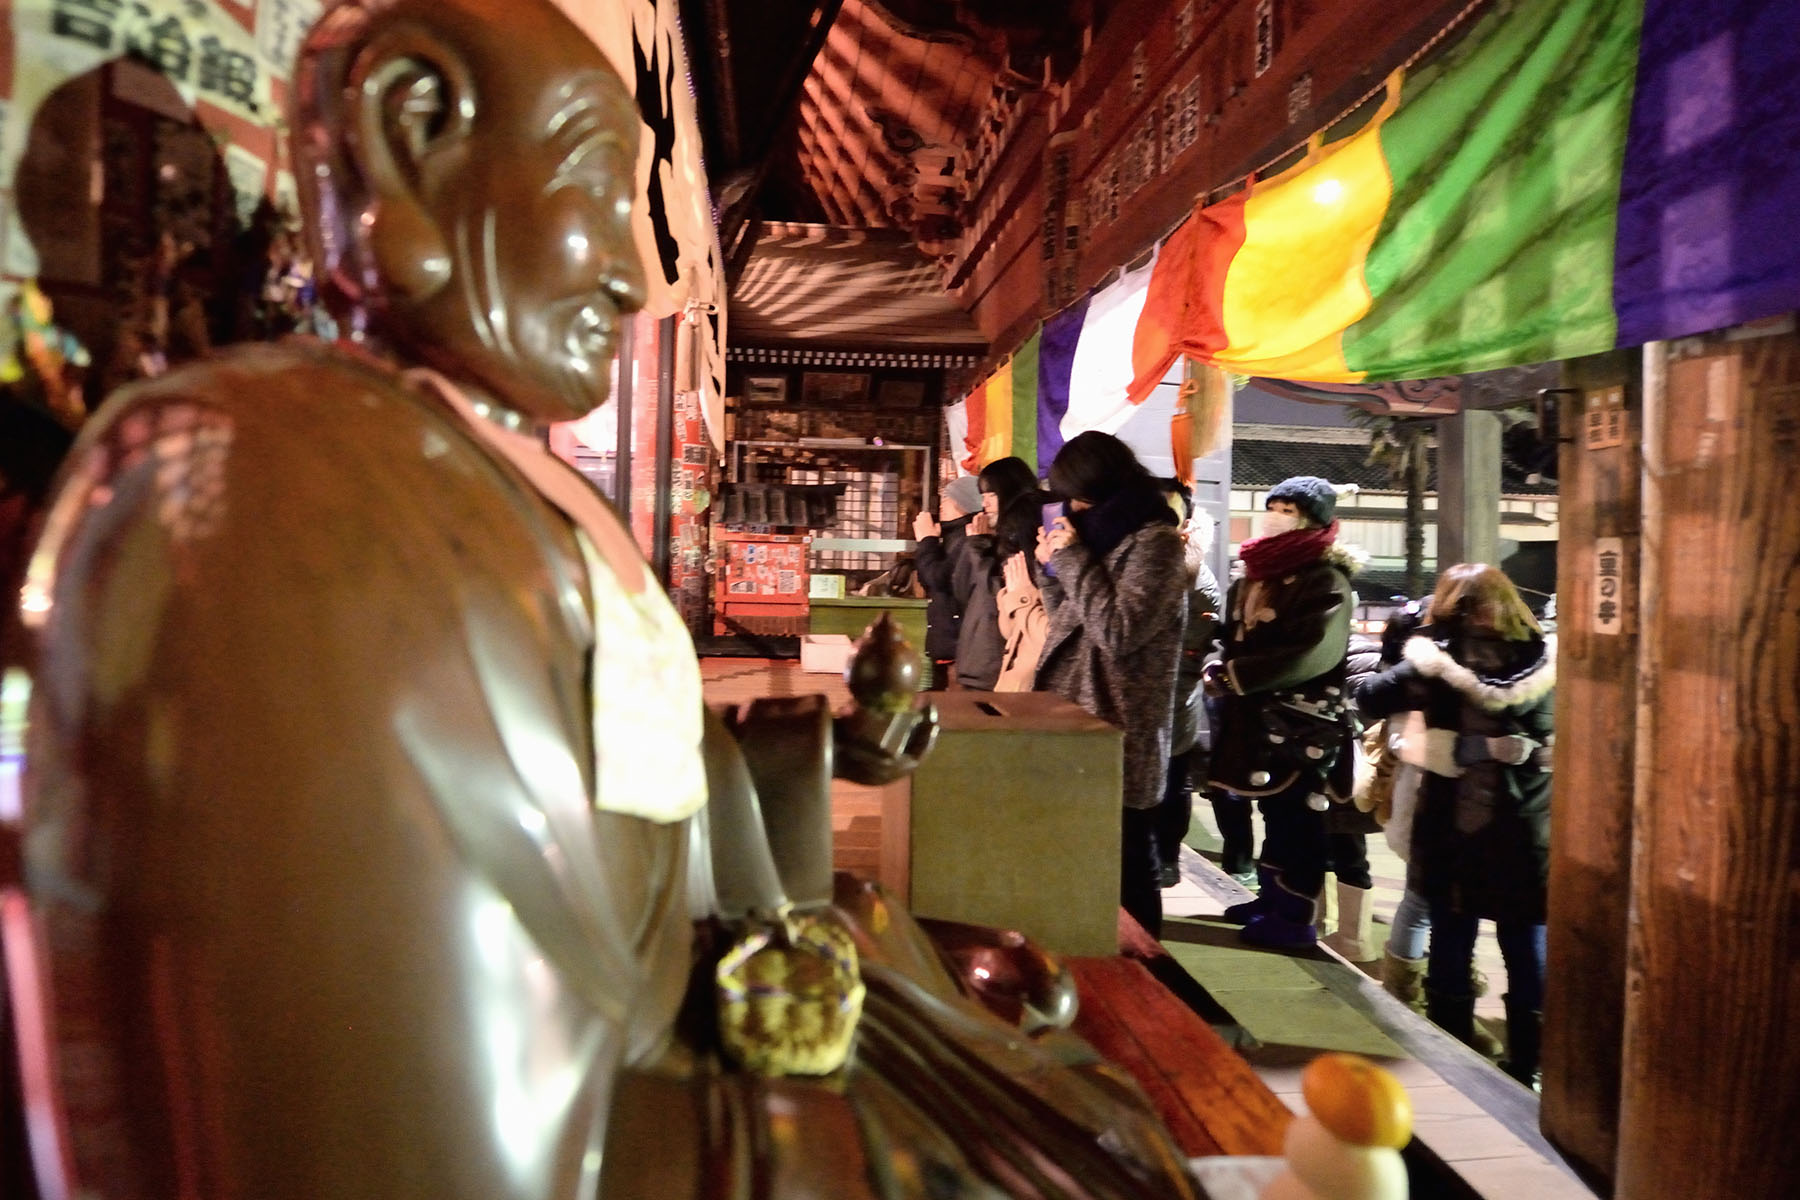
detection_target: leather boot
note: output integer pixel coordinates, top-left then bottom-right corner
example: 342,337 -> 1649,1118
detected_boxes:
1427,988 -> 1505,1060
1381,947 -> 1427,1013
1322,882 -> 1377,961
1222,863 -> 1277,924
1501,993 -> 1542,1088
1240,876 -> 1319,950
1425,987 -> 1476,1044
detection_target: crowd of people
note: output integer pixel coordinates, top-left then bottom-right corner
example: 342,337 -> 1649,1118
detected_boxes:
916,441 -> 1555,1087
9,373 -> 1556,1089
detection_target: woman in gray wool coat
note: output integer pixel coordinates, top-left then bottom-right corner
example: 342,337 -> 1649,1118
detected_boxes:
1033,432 -> 1187,937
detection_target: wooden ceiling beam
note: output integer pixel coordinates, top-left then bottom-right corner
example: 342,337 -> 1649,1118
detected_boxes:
718,0 -> 847,261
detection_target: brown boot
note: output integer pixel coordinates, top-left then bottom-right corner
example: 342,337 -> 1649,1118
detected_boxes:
1469,1016 -> 1506,1060
1381,947 -> 1427,1013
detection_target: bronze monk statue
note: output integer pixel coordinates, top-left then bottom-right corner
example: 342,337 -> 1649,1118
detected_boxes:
0,2 -> 1203,1197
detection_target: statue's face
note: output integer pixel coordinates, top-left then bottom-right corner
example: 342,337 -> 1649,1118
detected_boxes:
393,45 -> 649,421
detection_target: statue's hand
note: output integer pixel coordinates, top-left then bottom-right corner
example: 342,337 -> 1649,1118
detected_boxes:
834,702 -> 938,786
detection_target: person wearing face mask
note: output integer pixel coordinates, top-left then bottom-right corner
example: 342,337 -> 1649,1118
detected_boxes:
1204,476 -> 1365,950
1033,432 -> 1187,936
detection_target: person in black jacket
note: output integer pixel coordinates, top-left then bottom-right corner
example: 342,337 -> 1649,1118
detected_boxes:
1355,564 -> 1555,1086
1157,487 -> 1223,887
1205,476 -> 1364,950
912,474 -> 982,688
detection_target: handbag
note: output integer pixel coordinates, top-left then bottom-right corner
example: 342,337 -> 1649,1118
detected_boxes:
1261,691 -> 1353,766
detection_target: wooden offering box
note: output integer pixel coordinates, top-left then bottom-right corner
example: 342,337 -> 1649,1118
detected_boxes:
884,691 -> 1122,956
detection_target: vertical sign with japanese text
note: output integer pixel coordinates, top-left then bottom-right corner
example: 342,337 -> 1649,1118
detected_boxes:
1593,536 -> 1624,635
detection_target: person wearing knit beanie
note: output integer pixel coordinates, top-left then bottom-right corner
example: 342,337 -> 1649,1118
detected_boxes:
1204,474 -> 1366,951
1265,475 -> 1338,528
943,474 -> 982,517
915,474 -> 984,688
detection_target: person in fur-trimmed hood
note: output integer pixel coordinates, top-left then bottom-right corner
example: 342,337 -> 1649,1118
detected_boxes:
1355,563 -> 1555,1087
1204,475 -> 1366,950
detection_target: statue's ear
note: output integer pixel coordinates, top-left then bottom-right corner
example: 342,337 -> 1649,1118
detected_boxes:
347,25 -> 476,301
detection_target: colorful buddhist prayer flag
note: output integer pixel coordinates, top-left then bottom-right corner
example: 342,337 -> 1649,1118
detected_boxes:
965,0 -> 1800,477
1063,255 -> 1161,441
959,329 -> 1046,473
1127,0 -> 1800,394
1034,298 -> 1088,469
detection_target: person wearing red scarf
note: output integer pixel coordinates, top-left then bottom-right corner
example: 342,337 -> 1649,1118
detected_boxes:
1204,475 -> 1364,949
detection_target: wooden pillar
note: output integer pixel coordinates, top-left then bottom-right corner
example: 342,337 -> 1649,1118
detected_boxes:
1615,327 -> 1800,1197
1540,352 -> 1640,1193
1436,408 -> 1502,566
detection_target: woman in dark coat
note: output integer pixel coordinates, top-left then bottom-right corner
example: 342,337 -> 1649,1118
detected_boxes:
913,475 -> 982,687
1355,563 -> 1555,1085
1158,495 -> 1223,887
1033,432 -> 1186,936
975,455 -> 1039,524
1205,476 -> 1363,950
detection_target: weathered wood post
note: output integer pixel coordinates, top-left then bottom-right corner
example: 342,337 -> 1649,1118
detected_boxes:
1436,407 -> 1503,567
1540,352 -> 1640,1194
1614,326 -> 1800,1197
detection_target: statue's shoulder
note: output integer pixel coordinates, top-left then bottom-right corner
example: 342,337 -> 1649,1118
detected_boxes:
84,340 -> 532,514
49,340 -> 569,589
98,340 -> 450,456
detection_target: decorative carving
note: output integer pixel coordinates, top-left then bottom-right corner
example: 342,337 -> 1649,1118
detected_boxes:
1287,71 -> 1313,125
1255,0 -> 1277,77
864,0 -> 1090,84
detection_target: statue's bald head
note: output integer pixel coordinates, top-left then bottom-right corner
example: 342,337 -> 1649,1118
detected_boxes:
292,0 -> 647,419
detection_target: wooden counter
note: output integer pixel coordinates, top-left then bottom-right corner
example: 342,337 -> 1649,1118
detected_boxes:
1066,955 -> 1292,1158
1065,911 -> 1293,1159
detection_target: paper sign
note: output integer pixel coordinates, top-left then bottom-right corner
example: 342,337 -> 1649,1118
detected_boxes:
1584,386 -> 1626,450
1593,537 -> 1624,635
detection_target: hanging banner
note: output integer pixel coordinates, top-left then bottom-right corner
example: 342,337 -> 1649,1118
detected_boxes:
253,0 -> 320,83
1119,0 -> 1800,387
0,1 -> 728,450
553,0 -> 727,452
3,1 -> 274,191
